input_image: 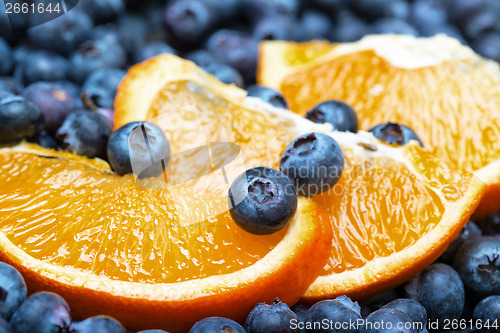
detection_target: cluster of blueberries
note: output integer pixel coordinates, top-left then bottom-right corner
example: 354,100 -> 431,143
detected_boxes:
0,0 -> 499,332
0,228 -> 500,332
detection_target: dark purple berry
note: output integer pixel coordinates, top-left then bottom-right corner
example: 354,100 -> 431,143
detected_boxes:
247,85 -> 288,109
361,308 -> 416,333
245,298 -> 298,333
0,94 -> 44,144
56,110 -> 111,159
381,299 -> 427,333
305,100 -> 358,133
305,296 -> 362,333
228,166 -> 298,235
107,121 -> 171,177
9,292 -> 71,333
0,263 -> 26,321
71,315 -> 126,333
369,122 -> 423,147
189,317 -> 246,333
280,133 -> 344,196
473,295 -> 500,333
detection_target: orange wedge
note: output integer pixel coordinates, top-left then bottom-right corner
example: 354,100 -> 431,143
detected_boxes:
0,143 -> 330,333
114,55 -> 484,303
258,34 -> 500,219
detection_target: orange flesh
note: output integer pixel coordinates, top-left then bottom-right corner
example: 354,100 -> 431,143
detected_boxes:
281,50 -> 500,174
0,152 -> 287,283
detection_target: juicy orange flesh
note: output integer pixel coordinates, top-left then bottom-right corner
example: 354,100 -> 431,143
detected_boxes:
0,151 -> 287,283
314,146 -> 445,274
280,50 -> 500,174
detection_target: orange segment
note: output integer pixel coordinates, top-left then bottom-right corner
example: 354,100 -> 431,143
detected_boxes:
257,34 -> 500,218
0,143 -> 331,333
114,55 -> 484,303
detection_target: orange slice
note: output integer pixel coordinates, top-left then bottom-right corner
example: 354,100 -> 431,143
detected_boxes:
115,55 -> 484,302
257,34 -> 500,219
0,143 -> 330,333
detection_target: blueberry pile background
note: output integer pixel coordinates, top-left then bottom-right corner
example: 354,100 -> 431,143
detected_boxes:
1,0 -> 500,332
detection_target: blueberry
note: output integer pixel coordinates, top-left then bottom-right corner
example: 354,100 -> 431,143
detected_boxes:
0,77 -> 23,96
70,39 -> 127,84
308,0 -> 344,17
28,10 -> 93,55
164,0 -> 216,49
349,0 -> 398,21
185,49 -> 224,68
472,33 -> 500,63
405,263 -> 464,324
369,123 -> 423,147
81,0 -> 125,24
107,121 -> 170,177
189,317 -> 246,333
0,263 -> 27,321
33,131 -> 59,149
23,81 -> 82,134
133,42 -> 177,64
245,298 -> 298,333
9,292 -> 71,333
90,24 -> 138,60
453,237 -> 500,300
361,308 -> 416,333
56,110 -> 111,159
0,318 -> 11,333
280,133 -> 344,196
305,100 -> 358,133
71,315 -> 126,333
387,0 -> 411,21
473,296 -> 500,333
240,0 -> 300,23
372,18 -> 419,36
0,94 -> 44,144
206,29 -> 259,84
252,15 -> 294,41
359,290 -> 402,317
293,10 -> 333,42
82,68 -> 126,110
0,38 -> 13,76
410,0 -> 448,35
203,63 -> 244,88
137,330 -> 169,333
15,50 -> 70,85
439,221 -> 482,263
96,108 -> 115,128
461,2 -> 500,41
418,24 -> 466,44
305,296 -> 362,333
200,0 -> 241,21
381,299 -> 427,333
291,303 -> 309,333
478,212 -> 500,235
228,166 -> 297,235
247,85 -> 288,109
331,11 -> 370,43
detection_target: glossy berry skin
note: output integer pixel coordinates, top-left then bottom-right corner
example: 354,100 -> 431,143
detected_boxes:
305,297 -> 362,333
473,295 -> 500,333
405,263 -> 464,324
361,308 -> 416,333
305,101 -> 358,133
0,38 -> 13,76
27,10 -> 93,55
9,292 -> 71,333
133,42 -> 177,64
71,315 -> 126,333
0,95 -> 44,144
107,122 -> 170,177
245,298 -> 298,333
0,263 -> 27,321
15,50 -> 70,85
81,0 -> 125,24
247,85 -> 288,109
380,299 -> 427,333
56,110 -> 111,159
164,0 -> 215,49
229,166 -> 297,235
70,39 -> 127,84
206,29 -> 259,84
280,133 -> 344,196
82,68 -> 126,110
453,237 -> 500,300
23,81 -> 82,134
439,221 -> 482,263
203,63 -> 244,88
189,317 -> 246,333
369,123 -> 423,147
